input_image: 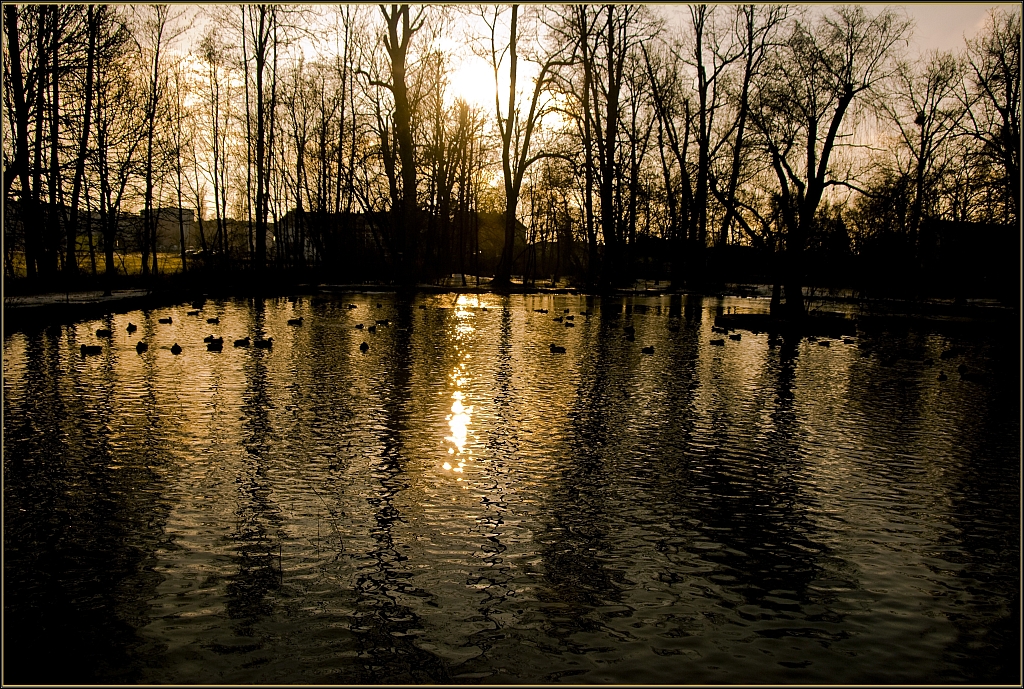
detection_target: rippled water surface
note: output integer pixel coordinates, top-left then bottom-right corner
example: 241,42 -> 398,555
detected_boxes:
3,293 -> 1019,684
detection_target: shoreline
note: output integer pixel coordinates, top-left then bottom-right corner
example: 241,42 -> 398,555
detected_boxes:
4,281 -> 1017,335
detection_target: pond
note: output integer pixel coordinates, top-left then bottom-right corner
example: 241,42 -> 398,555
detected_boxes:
3,292 -> 1019,684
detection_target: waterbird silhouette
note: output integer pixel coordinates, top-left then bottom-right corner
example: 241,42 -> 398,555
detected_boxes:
136,341 -> 148,353
565,322 -> 574,327
170,343 -> 182,354
207,317 -> 220,324
126,322 -> 137,333
368,325 -> 377,334
347,303 -> 357,309
642,346 -> 654,355
359,341 -> 369,352
355,323 -> 363,329
553,316 -> 563,322
254,337 -> 273,349
288,316 -> 303,326
710,338 -> 725,346
818,340 -> 830,347
80,344 -> 102,355
159,317 -> 172,324
564,308 -> 570,313
376,303 -> 382,308
730,333 -> 742,341
207,338 -> 224,351
234,337 -> 250,347
844,338 -> 855,344
937,371 -> 947,381
203,334 -> 216,342
187,310 -> 200,316
565,315 -> 574,320
549,343 -> 566,354
96,328 -> 112,337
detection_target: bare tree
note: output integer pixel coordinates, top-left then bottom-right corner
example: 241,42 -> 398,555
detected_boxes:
960,7 -> 1021,225
479,4 -> 569,287
749,6 -> 911,317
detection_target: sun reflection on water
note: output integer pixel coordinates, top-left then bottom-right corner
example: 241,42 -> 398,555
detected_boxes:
441,296 -> 479,477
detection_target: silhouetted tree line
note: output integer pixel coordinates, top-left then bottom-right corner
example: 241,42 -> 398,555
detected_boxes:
4,4 -> 1019,312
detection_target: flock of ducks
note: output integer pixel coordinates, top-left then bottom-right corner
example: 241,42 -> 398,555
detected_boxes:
75,299 -> 980,382
79,299 -> 291,357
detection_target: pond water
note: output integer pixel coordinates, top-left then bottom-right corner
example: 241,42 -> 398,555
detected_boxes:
3,293 -> 1019,684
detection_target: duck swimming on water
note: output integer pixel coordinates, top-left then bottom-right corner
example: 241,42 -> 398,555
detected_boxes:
549,343 -> 566,354
170,343 -> 182,354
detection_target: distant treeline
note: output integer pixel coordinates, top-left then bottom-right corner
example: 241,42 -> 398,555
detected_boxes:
3,5 -> 1019,311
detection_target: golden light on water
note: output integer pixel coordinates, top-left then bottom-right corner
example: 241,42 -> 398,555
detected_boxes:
441,296 -> 481,477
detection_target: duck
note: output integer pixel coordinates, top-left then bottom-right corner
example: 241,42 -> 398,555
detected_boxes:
625,333 -> 635,342
206,317 -> 220,325
170,343 -> 182,355
159,317 -> 172,324
253,337 -> 273,349
563,308 -> 570,314
565,322 -> 575,327
288,316 -> 303,326
730,333 -> 742,341
534,308 -> 548,314
710,338 -> 725,346
136,341 -> 148,353
347,303 -> 357,309
843,338 -> 855,344
553,316 -> 563,322
80,344 -> 103,356
203,334 -> 216,342
234,337 -> 250,347
368,325 -> 377,334
641,346 -> 655,355
354,323 -> 364,329
96,328 -> 112,337
187,309 -> 200,316
207,338 -> 224,351
565,315 -> 574,320
623,325 -> 635,335
549,343 -> 566,354
376,303 -> 382,308
937,371 -> 947,381
359,341 -> 369,352
191,300 -> 204,309
126,322 -> 137,334
817,340 -> 830,347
